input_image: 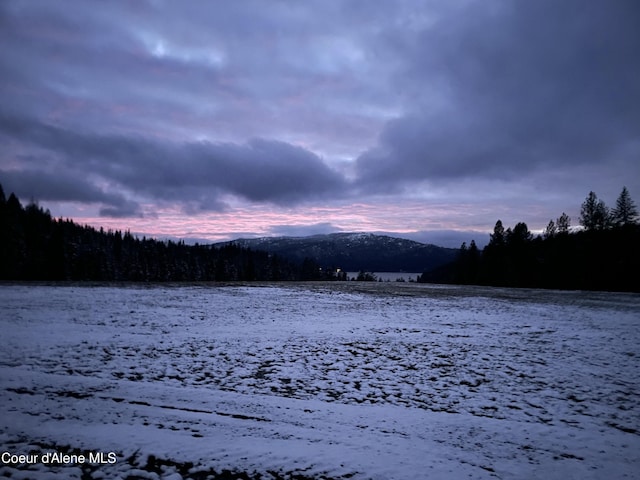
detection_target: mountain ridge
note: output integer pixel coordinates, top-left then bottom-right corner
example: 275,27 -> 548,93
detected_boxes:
215,232 -> 457,273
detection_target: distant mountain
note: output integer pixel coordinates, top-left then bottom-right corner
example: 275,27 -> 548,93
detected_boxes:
216,233 -> 457,273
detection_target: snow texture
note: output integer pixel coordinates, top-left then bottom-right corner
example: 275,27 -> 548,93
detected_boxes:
0,283 -> 639,479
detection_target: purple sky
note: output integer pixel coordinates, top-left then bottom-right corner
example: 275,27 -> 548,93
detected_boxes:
1,1 -> 639,247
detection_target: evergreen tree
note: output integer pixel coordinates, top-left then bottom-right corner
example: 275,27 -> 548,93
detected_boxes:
455,242 -> 468,283
0,184 -> 8,278
467,239 -> 480,283
489,220 -> 506,246
356,271 -> 377,281
610,186 -> 638,227
580,191 -> 609,230
507,222 -> 532,245
480,220 -> 508,286
556,212 -> 571,234
543,220 -> 556,239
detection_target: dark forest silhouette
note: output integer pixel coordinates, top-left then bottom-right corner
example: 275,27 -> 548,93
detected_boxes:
0,183 -> 337,282
419,188 -> 640,292
2,183 -> 639,291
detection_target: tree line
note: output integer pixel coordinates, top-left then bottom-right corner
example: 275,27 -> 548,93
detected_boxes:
3,181 -> 638,290
0,184 -> 336,282
419,187 -> 640,292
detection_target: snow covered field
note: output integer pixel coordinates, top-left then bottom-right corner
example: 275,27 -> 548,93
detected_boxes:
0,282 -> 638,479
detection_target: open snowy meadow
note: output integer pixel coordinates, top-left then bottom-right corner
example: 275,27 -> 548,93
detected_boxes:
0,283 -> 638,479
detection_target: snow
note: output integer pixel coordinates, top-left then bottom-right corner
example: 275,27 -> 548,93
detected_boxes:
1,282 -> 639,479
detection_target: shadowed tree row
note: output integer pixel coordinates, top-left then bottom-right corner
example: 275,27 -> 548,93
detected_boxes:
0,184 -> 337,282
3,181 -> 638,290
419,188 -> 640,292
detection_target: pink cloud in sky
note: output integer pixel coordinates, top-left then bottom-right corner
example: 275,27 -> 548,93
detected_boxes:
54,199 -> 510,246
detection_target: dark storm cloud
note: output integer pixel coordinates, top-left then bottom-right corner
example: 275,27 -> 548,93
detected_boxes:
1,0 -> 639,230
0,167 -> 141,217
0,113 -> 346,214
0,0 -> 394,145
0,1 -> 361,217
356,0 -> 640,188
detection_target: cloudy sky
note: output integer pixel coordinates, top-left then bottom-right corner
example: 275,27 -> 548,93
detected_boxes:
1,0 -> 639,247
